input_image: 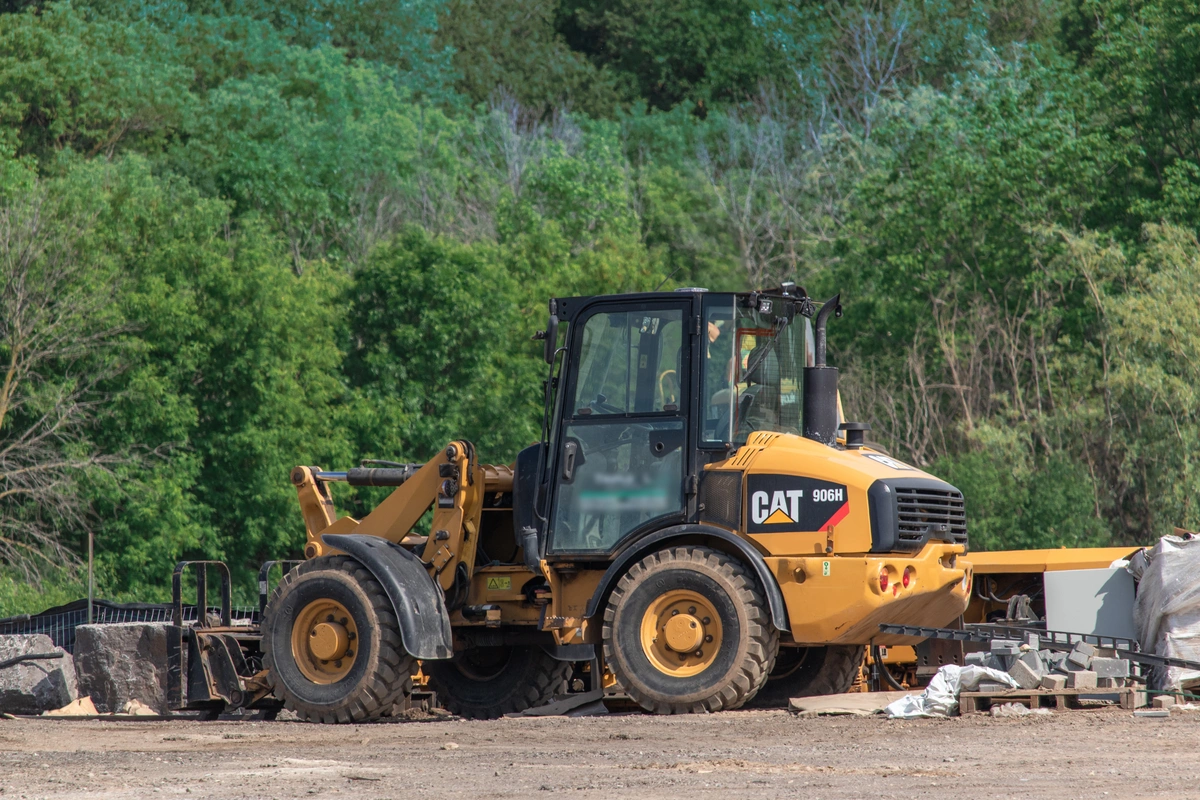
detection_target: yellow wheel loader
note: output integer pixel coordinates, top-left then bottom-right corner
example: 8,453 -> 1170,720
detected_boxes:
261,285 -> 974,721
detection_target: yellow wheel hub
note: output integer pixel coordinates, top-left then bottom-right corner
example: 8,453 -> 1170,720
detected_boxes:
291,599 -> 359,684
641,589 -> 723,678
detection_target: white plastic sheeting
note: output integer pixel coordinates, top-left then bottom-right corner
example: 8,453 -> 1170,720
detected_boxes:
1127,535 -> 1200,690
884,664 -> 1018,718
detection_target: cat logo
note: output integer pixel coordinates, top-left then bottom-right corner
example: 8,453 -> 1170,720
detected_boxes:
746,475 -> 851,533
751,489 -> 805,525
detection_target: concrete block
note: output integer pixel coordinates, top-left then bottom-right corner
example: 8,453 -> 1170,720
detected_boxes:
1008,658 -> 1043,690
991,640 -> 1021,656
964,651 -> 989,667
1097,677 -> 1126,689
1135,709 -> 1170,718
1024,633 -> 1041,650
1042,651 -> 1067,670
1153,695 -> 1176,710
0,635 -> 77,714
1091,657 -> 1130,679
977,681 -> 1011,693
1041,674 -> 1067,691
74,623 -> 173,714
1067,670 -> 1097,690
1068,641 -> 1096,669
1019,650 -> 1045,675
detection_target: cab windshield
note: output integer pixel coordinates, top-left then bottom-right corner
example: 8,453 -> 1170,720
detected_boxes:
702,295 -> 806,446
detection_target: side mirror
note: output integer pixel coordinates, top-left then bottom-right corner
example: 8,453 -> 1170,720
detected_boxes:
544,313 -> 559,364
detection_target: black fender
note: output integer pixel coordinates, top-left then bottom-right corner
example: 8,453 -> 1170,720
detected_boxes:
582,524 -> 790,632
321,534 -> 454,660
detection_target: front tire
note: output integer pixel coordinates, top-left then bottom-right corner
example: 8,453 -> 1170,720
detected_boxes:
603,546 -> 778,714
263,556 -> 415,723
425,645 -> 570,719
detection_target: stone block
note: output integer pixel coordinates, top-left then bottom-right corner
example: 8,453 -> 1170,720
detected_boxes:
1068,641 -> 1095,669
1019,650 -> 1045,674
0,635 -> 77,714
1097,677 -> 1126,689
1008,658 -> 1043,690
1153,695 -> 1176,710
964,651 -> 989,667
991,639 -> 1021,656
74,623 -> 173,714
1023,633 -> 1041,651
977,681 -> 1011,693
1066,670 -> 1097,690
1091,657 -> 1130,679
1041,674 -> 1067,691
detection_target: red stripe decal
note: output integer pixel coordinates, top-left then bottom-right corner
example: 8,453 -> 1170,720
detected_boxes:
819,501 -> 850,531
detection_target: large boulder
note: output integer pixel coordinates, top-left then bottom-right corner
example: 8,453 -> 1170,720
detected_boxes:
0,634 -> 78,714
74,623 -> 172,713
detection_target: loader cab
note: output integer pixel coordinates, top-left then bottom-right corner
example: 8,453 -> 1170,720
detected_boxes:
526,286 -> 817,559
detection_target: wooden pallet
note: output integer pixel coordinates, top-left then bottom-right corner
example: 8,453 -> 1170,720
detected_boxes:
959,686 -> 1146,713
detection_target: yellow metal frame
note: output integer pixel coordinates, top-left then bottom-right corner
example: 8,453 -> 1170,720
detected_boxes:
290,429 -> 976,652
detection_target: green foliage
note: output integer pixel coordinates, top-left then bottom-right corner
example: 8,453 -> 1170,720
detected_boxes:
6,0 -> 1200,614
436,0 -> 616,114
557,0 -> 789,109
341,228 -> 539,467
0,566 -> 87,617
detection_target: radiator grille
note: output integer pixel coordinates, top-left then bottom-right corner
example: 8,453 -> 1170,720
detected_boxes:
895,487 -> 967,546
699,471 -> 742,530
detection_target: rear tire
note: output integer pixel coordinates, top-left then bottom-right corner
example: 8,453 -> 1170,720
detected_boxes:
749,644 -> 864,707
603,546 -> 778,714
263,556 -> 415,723
424,645 -> 570,719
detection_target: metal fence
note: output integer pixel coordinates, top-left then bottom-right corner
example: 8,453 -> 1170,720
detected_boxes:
0,600 -> 259,653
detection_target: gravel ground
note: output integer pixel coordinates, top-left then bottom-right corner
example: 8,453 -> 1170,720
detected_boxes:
1,706 -> 1197,799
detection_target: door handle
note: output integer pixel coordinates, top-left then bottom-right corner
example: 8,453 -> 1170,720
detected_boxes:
562,440 -> 579,482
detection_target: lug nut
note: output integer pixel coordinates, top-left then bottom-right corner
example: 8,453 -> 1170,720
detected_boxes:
347,632 -> 356,640
334,660 -> 343,668
340,617 -> 348,626
694,650 -> 703,658
671,610 -> 679,616
705,635 -> 713,643
679,653 -> 687,662
688,606 -> 696,614
345,650 -> 354,658
702,617 -> 711,625
326,614 -> 334,622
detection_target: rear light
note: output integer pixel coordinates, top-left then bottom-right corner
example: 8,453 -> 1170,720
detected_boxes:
902,567 -> 912,588
879,568 -> 889,592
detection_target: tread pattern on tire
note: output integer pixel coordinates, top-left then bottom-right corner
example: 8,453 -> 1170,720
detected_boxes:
750,644 -> 864,707
263,556 -> 416,723
426,646 -> 571,720
799,644 -> 863,697
602,546 -> 779,714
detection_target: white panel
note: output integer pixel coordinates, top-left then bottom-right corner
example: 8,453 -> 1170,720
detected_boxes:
1043,567 -> 1136,640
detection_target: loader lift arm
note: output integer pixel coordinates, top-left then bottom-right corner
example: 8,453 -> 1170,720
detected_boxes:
290,441 -> 498,593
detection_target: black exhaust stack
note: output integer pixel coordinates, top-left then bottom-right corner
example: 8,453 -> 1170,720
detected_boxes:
803,294 -> 842,446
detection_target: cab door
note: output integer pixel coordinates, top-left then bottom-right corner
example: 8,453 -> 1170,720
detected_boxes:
547,302 -> 692,555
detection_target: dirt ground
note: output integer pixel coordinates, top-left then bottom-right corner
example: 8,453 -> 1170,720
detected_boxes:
1,706 -> 1197,799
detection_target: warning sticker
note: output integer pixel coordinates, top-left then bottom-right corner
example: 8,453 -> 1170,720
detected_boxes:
486,576 -> 512,591
746,475 -> 851,533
